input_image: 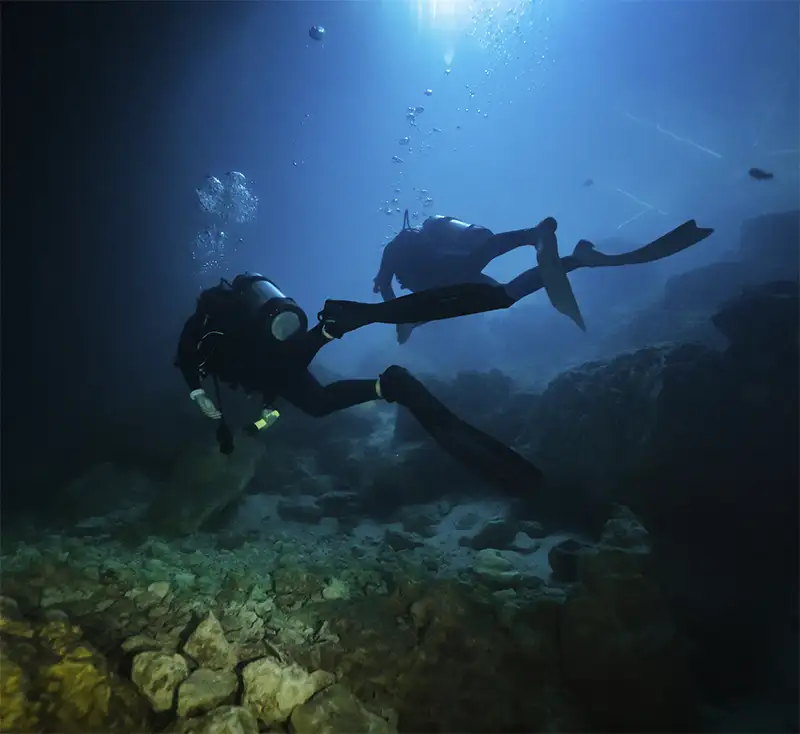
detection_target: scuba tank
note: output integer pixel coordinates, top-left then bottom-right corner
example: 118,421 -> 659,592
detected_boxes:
230,273 -> 308,342
421,215 -> 472,245
195,273 -> 304,455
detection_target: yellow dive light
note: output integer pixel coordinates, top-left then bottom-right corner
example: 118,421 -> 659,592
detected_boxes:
244,409 -> 280,436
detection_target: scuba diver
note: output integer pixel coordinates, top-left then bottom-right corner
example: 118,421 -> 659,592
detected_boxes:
374,211 -> 557,342
329,218 -> 715,339
174,273 -> 543,494
373,212 -> 714,341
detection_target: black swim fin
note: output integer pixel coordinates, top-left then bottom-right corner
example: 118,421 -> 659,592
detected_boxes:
574,219 -> 715,268
379,366 -> 543,494
320,282 -> 514,338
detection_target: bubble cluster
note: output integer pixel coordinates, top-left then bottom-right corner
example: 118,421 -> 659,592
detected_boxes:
192,171 -> 258,274
376,0 -> 555,243
191,224 -> 230,274
196,171 -> 259,224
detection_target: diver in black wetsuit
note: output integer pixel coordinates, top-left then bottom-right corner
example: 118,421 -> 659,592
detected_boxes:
175,273 -> 542,492
374,212 -> 556,342
330,218 -> 715,339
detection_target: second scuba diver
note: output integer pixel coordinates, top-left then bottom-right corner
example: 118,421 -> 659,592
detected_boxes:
340,216 -> 715,341
175,274 -> 543,495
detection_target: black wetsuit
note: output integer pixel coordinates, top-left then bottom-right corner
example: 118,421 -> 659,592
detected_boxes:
374,215 -> 543,300
174,281 -> 545,494
176,306 -> 378,417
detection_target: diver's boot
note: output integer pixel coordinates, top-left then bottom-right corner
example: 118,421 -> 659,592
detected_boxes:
319,283 -> 515,338
377,365 -> 543,495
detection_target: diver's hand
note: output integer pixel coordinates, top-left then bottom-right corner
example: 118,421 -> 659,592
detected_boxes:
317,299 -> 370,339
190,389 -> 222,420
372,280 -> 380,294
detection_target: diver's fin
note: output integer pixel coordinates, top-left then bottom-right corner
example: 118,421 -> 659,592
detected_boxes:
537,241 -> 586,331
574,219 -> 714,268
380,366 -> 543,494
321,282 -> 514,337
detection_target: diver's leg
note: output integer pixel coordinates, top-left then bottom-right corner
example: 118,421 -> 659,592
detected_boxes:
395,274 -> 500,344
277,370 -> 379,417
379,365 -> 542,494
469,217 -> 558,270
320,282 -> 515,338
502,256 -> 582,302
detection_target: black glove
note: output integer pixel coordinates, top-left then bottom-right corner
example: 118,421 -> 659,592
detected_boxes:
317,300 -> 372,339
377,365 -> 417,404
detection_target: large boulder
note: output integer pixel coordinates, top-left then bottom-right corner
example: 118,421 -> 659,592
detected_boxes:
514,280 -> 799,718
144,432 -> 265,536
604,210 -> 799,353
560,508 -> 694,732
737,209 -> 799,282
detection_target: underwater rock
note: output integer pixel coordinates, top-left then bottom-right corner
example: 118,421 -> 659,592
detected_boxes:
599,503 -> 651,550
290,683 -> 396,734
400,510 -> 438,537
273,567 -> 325,609
471,548 -> 521,589
176,668 -> 238,717
183,611 -> 237,671
560,510 -> 692,731
0,611 -> 149,733
509,532 -> 541,554
712,279 -> 799,351
454,511 -> 481,530
662,260 -> 751,312
131,651 -> 190,712
0,648 -> 37,733
518,519 -> 546,537
321,577 -> 351,601
174,705 -> 258,734
59,462 -> 155,522
316,490 -> 363,518
276,496 -> 324,524
547,539 -> 591,583
737,209 -> 799,282
121,634 -> 162,654
459,516 -> 518,550
241,656 -> 335,726
383,529 -> 423,551
145,433 -> 265,537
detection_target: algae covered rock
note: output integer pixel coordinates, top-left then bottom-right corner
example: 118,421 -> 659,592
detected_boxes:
290,683 -> 397,734
241,656 -> 335,725
0,648 -> 38,732
174,705 -> 258,734
131,651 -> 190,712
1,612 -> 149,733
177,668 -> 238,717
183,611 -> 237,670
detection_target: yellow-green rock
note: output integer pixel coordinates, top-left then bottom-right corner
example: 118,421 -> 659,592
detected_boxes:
0,649 -> 39,732
1,606 -> 150,733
